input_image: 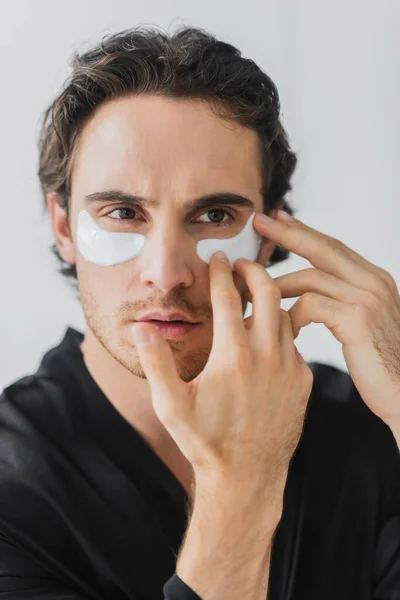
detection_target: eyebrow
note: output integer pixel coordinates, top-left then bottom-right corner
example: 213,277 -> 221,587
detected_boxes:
83,189 -> 256,213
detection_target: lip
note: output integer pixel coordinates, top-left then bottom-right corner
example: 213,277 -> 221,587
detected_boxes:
136,321 -> 199,339
136,311 -> 197,324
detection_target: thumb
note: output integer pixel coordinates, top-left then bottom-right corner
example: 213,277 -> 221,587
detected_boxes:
132,322 -> 186,422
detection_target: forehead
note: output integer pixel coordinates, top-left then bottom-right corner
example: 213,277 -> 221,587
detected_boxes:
70,94 -> 263,201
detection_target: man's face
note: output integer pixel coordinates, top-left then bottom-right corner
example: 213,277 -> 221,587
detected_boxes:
52,95 -> 276,382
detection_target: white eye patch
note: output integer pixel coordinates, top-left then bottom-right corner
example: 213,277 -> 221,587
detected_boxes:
196,212 -> 262,268
77,210 -> 146,267
77,210 -> 263,268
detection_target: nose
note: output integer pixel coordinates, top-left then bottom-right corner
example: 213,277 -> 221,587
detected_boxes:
138,225 -> 195,293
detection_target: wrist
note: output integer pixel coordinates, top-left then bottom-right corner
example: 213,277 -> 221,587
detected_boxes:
193,467 -> 286,516
176,489 -> 279,600
187,474 -> 283,551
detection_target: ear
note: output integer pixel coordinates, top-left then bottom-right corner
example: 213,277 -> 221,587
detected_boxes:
47,192 -> 76,265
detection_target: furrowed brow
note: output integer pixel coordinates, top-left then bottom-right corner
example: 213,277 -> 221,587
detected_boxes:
83,190 -> 256,213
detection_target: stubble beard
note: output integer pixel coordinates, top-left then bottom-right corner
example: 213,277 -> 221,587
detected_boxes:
80,286 -> 214,383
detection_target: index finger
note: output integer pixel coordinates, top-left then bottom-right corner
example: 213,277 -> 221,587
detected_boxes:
209,251 -> 248,356
254,213 -> 379,289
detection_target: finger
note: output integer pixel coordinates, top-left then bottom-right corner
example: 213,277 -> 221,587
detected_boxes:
209,251 -> 248,355
131,322 -> 187,424
288,293 -> 357,346
243,314 -> 253,330
273,267 -> 399,306
273,268 -> 367,302
234,258 -> 282,349
279,309 -> 307,367
254,214 -> 386,293
279,308 -> 301,362
294,344 -> 308,366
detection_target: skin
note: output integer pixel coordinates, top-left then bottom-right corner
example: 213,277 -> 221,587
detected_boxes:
47,94 -> 279,493
254,210 -> 400,444
48,92 -> 400,498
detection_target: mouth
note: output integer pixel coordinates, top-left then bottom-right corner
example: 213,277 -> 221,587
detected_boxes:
133,319 -> 199,339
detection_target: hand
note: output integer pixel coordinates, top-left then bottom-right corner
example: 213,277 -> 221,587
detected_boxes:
253,209 -> 400,434
131,251 -> 313,499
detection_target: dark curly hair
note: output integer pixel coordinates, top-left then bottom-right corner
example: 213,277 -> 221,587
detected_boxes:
38,25 -> 298,284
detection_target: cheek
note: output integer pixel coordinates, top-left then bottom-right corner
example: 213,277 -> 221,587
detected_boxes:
76,259 -> 125,304
76,252 -> 132,284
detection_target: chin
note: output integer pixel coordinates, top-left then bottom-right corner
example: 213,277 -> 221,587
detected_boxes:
136,342 -> 211,383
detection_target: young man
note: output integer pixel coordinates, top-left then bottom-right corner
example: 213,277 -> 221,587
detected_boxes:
1,26 -> 400,600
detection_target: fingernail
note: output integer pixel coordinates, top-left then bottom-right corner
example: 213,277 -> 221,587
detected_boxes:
214,250 -> 228,262
277,209 -> 295,222
133,325 -> 153,346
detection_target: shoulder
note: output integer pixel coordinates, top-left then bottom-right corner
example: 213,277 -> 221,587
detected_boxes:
0,374 -> 90,556
0,377 -> 103,596
307,361 -> 367,415
304,361 -> 400,495
306,360 -> 394,430
0,373 -> 77,483
0,372 -> 83,448
0,372 -> 88,515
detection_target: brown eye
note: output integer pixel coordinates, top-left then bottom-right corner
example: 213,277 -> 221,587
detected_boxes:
208,210 -> 226,223
198,209 -> 232,225
108,208 -> 136,220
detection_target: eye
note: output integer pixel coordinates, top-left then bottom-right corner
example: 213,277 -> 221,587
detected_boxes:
197,209 -> 233,226
107,207 -> 137,220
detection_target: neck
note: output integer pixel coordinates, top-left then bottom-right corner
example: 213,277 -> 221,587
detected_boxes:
80,326 -> 165,439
